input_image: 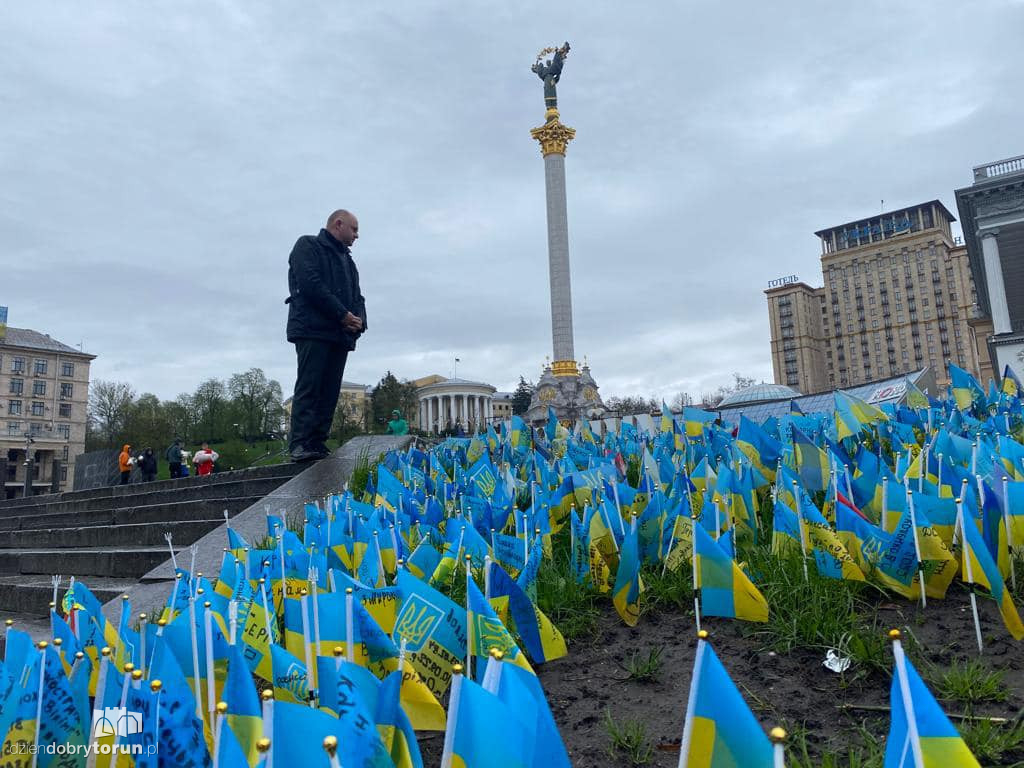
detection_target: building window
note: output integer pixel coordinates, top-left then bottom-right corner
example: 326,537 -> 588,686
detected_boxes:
60,465 -> 68,482
33,359 -> 47,376
29,422 -> 42,435
8,400 -> 21,416
31,401 -> 45,417
57,423 -> 70,440
11,357 -> 24,373
7,421 -> 19,436
32,381 -> 46,396
61,362 -> 74,377
60,383 -> 73,399
9,378 -> 23,395
62,445 -> 69,461
58,403 -> 71,418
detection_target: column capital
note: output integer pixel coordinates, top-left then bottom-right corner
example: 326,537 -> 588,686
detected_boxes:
530,113 -> 576,157
979,228 -> 1000,239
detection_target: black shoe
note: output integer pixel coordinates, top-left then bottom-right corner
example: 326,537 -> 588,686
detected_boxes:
290,446 -> 327,463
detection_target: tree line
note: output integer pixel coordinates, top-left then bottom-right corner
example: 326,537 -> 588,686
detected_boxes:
87,368 -> 286,452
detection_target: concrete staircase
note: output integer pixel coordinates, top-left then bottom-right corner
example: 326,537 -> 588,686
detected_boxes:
0,463 -> 305,616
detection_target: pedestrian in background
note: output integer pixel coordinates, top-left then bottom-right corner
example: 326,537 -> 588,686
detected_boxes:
192,442 -> 219,477
166,438 -> 184,478
118,443 -> 133,485
138,447 -> 158,483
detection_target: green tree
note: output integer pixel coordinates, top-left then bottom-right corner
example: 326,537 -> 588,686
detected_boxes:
227,368 -> 284,441
192,378 -> 229,441
370,372 -> 419,432
124,393 -> 172,453
511,377 -> 534,415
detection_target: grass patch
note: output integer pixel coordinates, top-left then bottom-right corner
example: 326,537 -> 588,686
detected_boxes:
348,450 -> 380,499
785,721 -> 884,768
959,718 -> 1024,764
742,542 -> 890,673
933,659 -> 1009,706
640,565 -> 693,613
621,647 -> 662,683
603,708 -> 654,765
535,544 -> 601,643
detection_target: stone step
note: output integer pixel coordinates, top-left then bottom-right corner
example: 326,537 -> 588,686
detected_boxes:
0,547 -> 179,579
0,496 -> 263,532
0,474 -> 303,519
0,461 -> 304,515
0,576 -> 139,618
4,518 -> 224,549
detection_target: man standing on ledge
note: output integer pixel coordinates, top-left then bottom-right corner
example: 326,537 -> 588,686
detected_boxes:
286,209 -> 366,462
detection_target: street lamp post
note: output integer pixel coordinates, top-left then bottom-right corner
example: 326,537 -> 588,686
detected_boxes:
21,431 -> 35,499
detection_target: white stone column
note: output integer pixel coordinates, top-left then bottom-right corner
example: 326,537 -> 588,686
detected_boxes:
981,230 -> 1012,334
544,152 -> 576,363
461,394 -> 469,429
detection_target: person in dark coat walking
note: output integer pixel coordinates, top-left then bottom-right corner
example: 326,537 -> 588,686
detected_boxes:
138,447 -> 158,483
286,209 -> 367,462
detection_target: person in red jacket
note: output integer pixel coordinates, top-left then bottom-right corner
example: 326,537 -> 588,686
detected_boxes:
192,442 -> 219,477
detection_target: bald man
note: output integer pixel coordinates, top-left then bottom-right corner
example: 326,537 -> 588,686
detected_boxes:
285,209 -> 367,462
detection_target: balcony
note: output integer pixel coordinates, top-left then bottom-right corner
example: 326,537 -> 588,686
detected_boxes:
973,154 -> 1024,182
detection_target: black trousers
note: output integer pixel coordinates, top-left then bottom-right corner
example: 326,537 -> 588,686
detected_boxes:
169,462 -> 182,478
119,471 -> 130,485
290,339 -> 348,453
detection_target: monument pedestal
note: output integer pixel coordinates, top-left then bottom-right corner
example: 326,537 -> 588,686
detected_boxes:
526,361 -> 605,423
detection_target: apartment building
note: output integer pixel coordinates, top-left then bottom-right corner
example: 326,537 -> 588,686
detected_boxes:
766,201 -> 988,395
0,326 -> 95,498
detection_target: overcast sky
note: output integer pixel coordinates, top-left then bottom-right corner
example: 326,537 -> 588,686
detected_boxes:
3,1 -> 1023,404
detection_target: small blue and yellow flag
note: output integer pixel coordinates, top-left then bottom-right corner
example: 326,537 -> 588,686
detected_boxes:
886,635 -> 980,767
441,672 -> 531,768
679,635 -> 773,767
612,517 -> 644,626
961,513 -> 1024,640
694,523 -> 768,622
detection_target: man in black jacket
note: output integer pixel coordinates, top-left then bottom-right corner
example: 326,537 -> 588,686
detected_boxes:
286,209 -> 367,462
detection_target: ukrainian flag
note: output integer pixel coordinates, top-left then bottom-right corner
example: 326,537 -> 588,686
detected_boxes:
442,672 -> 531,768
612,517 -> 644,627
679,634 -> 773,767
886,635 -> 980,767
1002,364 -> 1022,398
736,415 -> 781,481
791,426 -> 830,491
950,363 -> 985,411
694,523 -> 768,622
467,579 -> 533,674
835,390 -> 888,440
961,513 -> 1024,640
223,643 -> 262,766
905,376 -> 931,410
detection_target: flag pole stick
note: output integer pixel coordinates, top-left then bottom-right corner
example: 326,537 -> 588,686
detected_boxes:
214,701 -> 227,768
661,517 -> 678,577
769,727 -> 787,768
203,601 -> 216,718
882,476 -> 890,533
890,630 -> 925,768
260,691 -> 274,768
299,589 -> 315,706
1002,475 -> 1017,592
345,588 -> 355,663
612,480 -> 627,538
259,578 -> 273,643
139,613 -> 147,677
906,491 -> 927,609
30,641 -> 47,768
187,597 -> 203,719
164,532 -> 178,573
677,632 -> 707,768
309,567 -> 321,659
955,497 -> 984,654
465,554 -> 474,681
439,665 -> 464,768
792,481 -> 810,582
691,515 -> 701,634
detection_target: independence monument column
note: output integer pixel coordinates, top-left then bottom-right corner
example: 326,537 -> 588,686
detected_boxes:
525,42 -> 605,423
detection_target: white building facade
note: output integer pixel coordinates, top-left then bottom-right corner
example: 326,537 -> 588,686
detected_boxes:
416,378 -> 496,434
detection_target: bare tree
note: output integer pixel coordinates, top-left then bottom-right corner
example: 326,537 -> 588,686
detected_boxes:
87,380 -> 136,449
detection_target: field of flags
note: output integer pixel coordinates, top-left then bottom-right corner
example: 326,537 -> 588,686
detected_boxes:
2,361 -> 1024,766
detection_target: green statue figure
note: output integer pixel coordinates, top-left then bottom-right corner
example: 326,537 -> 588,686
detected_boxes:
531,42 -> 570,112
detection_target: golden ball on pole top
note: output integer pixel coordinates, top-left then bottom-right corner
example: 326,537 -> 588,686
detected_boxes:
453,663 -> 464,675
131,670 -> 143,681
261,689 -> 274,701
101,646 -> 111,658
769,727 -> 787,743
323,736 -> 338,756
216,702 -> 228,715
150,680 -> 163,692
697,630 -> 709,640
256,738 -> 271,753
333,646 -> 344,658
888,629 -> 901,640
37,640 -> 48,650
53,638 -> 62,647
